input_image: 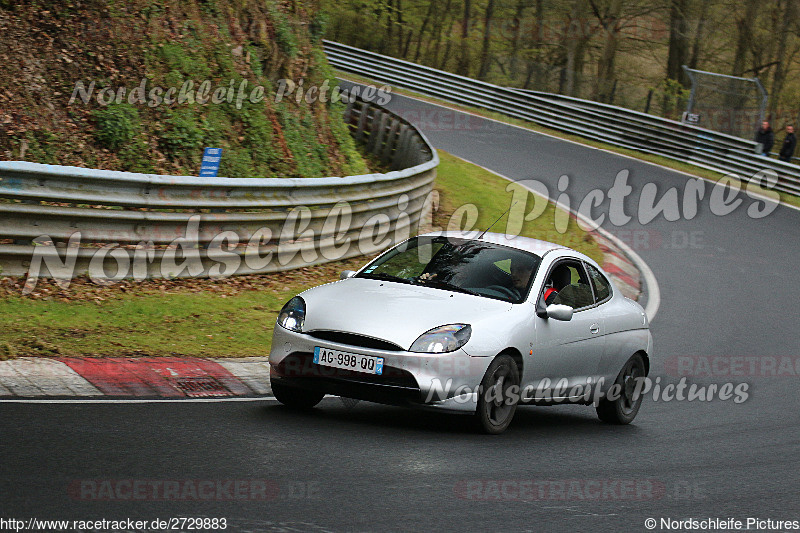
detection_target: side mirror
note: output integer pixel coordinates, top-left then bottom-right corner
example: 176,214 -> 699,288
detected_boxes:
544,304 -> 574,321
340,270 -> 356,280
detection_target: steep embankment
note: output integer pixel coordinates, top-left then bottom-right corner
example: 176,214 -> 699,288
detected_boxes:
0,0 -> 368,178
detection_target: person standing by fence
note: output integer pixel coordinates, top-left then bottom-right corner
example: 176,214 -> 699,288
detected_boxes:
778,126 -> 796,163
755,121 -> 774,156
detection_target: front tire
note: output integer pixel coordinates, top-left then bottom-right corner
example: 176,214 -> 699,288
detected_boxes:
596,353 -> 646,424
271,380 -> 325,409
475,355 -> 520,434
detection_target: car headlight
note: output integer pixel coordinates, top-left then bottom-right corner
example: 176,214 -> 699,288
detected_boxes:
277,296 -> 305,332
409,324 -> 471,353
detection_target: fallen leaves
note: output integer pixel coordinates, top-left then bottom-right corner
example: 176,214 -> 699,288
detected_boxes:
0,252 -> 376,302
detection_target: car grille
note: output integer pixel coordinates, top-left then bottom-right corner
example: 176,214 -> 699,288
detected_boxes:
306,330 -> 404,352
274,352 -> 419,390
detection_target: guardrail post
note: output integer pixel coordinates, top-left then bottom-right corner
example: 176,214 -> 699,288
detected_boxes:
355,101 -> 370,142
366,107 -> 383,154
392,126 -> 412,170
370,111 -> 390,158
412,139 -> 427,166
343,99 -> 355,124
382,120 -> 401,163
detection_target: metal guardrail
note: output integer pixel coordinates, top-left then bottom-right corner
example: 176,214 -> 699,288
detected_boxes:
324,40 -> 800,196
0,99 -> 438,280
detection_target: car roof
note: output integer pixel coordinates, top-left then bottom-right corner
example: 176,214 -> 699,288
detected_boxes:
419,231 -> 570,256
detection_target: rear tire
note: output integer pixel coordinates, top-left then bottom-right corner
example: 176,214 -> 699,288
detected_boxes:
271,380 -> 325,409
596,353 -> 645,424
475,355 -> 520,434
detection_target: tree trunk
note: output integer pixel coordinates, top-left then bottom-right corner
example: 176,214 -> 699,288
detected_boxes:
413,0 -> 436,62
440,37 -> 454,70
402,30 -> 414,58
594,0 -> 624,102
384,0 -> 393,55
429,0 -> 453,66
769,0 -> 793,117
666,0 -> 690,86
396,0 -> 405,57
457,0 -> 472,76
532,0 -> 547,89
478,0 -> 496,79
731,0 -> 759,77
508,0 -> 529,78
563,0 -> 589,97
688,0 -> 710,69
523,62 -> 537,89
374,1 -> 387,54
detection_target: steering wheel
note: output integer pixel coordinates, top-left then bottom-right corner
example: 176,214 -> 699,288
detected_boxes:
484,285 -> 519,300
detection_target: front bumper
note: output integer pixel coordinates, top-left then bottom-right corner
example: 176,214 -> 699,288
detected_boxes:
269,324 -> 492,412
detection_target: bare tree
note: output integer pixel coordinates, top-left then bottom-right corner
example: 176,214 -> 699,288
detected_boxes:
477,0 -> 497,78
456,0 -> 473,75
561,0 -> 592,96
731,0 -> 759,76
508,0 -> 533,76
413,0 -> 436,62
395,0 -> 406,57
590,0 -> 624,102
769,0 -> 794,116
688,0 -> 711,69
428,0 -> 455,67
666,0 -> 689,86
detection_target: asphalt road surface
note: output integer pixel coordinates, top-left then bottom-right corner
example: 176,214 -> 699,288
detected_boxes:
2,89 -> 799,532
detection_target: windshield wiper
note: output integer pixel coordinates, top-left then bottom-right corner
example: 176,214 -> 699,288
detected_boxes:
422,279 -> 479,296
359,272 -> 412,284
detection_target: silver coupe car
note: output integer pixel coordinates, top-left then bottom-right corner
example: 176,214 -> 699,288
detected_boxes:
269,231 -> 652,434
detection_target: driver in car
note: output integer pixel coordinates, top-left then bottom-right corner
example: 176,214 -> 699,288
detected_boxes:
509,259 -> 535,302
543,264 -> 572,305
549,264 -> 594,309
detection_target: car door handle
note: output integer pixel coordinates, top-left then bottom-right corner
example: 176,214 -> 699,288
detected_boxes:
590,323 -> 600,334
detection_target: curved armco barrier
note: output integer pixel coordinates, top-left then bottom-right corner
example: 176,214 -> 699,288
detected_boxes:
324,40 -> 800,196
0,99 -> 438,281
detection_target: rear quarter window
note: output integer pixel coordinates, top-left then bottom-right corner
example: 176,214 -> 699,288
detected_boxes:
586,263 -> 611,302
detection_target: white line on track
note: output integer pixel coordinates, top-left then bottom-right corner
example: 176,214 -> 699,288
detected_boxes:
0,397 -> 277,404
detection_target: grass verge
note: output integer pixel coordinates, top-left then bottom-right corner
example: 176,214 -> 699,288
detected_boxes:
0,150 -> 599,359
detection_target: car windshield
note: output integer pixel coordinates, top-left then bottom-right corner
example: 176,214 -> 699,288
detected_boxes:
356,236 -> 542,303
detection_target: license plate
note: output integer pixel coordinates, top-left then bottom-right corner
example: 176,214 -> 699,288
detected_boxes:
313,347 -> 384,375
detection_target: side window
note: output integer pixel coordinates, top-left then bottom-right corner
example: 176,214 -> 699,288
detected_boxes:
585,263 -> 612,303
545,260 -> 595,310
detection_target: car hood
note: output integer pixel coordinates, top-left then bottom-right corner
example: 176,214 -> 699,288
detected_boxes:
300,277 -> 513,350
